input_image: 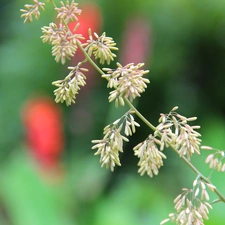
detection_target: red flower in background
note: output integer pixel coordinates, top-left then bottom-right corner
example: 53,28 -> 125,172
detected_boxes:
120,17 -> 152,65
68,2 -> 102,88
68,2 -> 102,41
22,97 -> 64,171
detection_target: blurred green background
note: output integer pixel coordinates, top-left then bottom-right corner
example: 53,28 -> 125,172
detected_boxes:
0,0 -> 225,224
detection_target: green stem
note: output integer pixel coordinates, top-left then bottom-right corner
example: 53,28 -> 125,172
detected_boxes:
77,42 -> 104,75
49,0 -> 57,8
124,98 -> 156,131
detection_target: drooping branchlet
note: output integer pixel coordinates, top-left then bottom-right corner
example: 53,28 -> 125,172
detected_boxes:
202,146 -> 225,172
84,30 -> 118,64
52,65 -> 88,105
161,179 -> 213,225
92,111 -> 140,171
155,107 -> 202,160
92,123 -> 129,171
20,0 -> 45,23
103,63 -> 150,106
133,134 -> 166,177
41,22 -> 84,64
55,0 -> 82,23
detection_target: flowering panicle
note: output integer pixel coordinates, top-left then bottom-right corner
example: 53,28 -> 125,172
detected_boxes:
55,0 -> 82,23
52,65 -> 87,106
20,2 -> 225,224
92,123 -> 129,171
102,63 -> 150,106
161,178 -> 214,225
92,112 -> 140,171
155,106 -> 201,160
41,22 -> 84,64
133,134 -> 166,177
85,30 -> 118,64
202,146 -> 225,172
20,0 -> 45,23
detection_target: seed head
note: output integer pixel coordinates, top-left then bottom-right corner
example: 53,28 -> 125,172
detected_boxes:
85,30 -> 118,64
20,0 -> 45,23
55,0 -> 82,23
52,66 -> 87,105
103,63 -> 150,106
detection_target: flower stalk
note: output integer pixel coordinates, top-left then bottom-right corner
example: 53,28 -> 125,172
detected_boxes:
20,1 -> 225,224
77,40 -> 225,204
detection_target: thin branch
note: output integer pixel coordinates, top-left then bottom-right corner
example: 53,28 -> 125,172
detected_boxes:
124,98 -> 225,203
77,41 -> 105,76
70,8 -> 225,206
49,0 -> 57,8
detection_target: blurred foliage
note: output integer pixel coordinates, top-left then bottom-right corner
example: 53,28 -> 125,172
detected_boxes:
0,0 -> 225,224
